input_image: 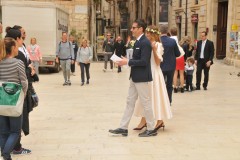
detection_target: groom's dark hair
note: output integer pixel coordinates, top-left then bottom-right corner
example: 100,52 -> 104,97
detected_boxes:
134,19 -> 147,32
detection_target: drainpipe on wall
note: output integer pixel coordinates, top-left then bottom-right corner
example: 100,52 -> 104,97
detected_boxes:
185,0 -> 188,36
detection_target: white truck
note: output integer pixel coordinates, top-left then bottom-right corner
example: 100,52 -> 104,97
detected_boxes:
0,0 -> 69,72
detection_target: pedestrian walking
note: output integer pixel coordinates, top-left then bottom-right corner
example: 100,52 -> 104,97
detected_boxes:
109,19 -> 157,137
76,39 -> 93,86
27,37 -> 42,75
69,35 -> 79,76
113,36 -> 126,73
56,32 -> 74,86
102,33 -> 114,72
195,31 -> 214,90
134,25 -> 172,132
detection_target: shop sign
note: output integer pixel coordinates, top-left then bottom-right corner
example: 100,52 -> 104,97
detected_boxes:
232,24 -> 238,31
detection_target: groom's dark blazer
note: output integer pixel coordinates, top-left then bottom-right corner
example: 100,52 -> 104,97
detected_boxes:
128,34 -> 152,83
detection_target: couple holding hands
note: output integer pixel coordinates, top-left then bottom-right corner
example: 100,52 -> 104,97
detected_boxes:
109,19 -> 174,137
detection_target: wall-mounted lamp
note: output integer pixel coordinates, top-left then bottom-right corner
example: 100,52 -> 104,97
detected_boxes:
96,10 -> 101,15
191,10 -> 196,13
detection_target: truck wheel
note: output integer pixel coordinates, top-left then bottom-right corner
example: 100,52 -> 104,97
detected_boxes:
51,63 -> 61,73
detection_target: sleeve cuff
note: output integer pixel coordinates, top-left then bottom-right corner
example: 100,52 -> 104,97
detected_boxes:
127,59 -> 130,66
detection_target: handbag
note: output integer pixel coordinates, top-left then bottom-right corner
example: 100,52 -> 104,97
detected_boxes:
31,92 -> 39,108
29,85 -> 39,108
0,82 -> 24,117
31,73 -> 39,82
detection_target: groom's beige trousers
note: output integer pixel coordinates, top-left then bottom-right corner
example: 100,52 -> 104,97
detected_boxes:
120,79 -> 155,130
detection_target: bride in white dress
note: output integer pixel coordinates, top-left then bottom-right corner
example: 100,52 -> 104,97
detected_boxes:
134,25 -> 172,131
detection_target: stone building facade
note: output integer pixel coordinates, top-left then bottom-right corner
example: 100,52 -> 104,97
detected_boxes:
167,0 -> 240,67
99,0 -> 159,40
102,0 -> 240,67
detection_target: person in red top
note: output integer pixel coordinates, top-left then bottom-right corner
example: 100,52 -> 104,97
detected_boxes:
27,37 -> 42,75
170,27 -> 185,93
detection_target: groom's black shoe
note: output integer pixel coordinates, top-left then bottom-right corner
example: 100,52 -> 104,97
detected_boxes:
138,130 -> 157,137
109,128 -> 128,136
203,85 -> 207,90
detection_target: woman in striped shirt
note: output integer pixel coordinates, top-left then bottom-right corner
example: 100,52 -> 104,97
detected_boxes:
0,36 -> 28,160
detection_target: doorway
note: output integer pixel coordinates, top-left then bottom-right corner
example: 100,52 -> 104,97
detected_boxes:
216,1 -> 228,59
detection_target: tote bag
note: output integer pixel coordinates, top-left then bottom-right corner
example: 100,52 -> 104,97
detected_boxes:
0,82 -> 24,117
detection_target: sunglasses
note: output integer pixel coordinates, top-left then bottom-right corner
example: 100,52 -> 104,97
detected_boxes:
131,26 -> 140,29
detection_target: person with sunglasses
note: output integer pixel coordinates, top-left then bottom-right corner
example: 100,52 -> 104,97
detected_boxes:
109,19 -> 157,137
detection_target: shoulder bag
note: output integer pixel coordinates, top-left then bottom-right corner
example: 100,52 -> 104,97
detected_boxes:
0,82 -> 24,117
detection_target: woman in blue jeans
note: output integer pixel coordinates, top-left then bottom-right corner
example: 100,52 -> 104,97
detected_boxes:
76,39 -> 93,86
0,31 -> 28,159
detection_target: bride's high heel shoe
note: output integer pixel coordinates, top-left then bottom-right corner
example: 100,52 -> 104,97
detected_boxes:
133,123 -> 147,130
154,122 -> 165,131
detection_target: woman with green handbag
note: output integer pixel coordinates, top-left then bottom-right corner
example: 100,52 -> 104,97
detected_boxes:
0,30 -> 28,160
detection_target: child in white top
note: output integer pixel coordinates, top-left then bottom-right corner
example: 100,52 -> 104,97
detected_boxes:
185,57 -> 195,91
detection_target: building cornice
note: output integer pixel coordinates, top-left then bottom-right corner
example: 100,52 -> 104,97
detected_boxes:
174,8 -> 184,13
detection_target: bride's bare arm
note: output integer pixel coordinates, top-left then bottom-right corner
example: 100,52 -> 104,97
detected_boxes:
152,42 -> 161,65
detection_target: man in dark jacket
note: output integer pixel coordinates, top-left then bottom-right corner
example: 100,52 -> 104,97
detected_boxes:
160,24 -> 181,104
102,33 -> 114,72
109,19 -> 157,137
113,36 -> 126,73
195,31 -> 214,90
69,35 -> 79,76
12,25 -> 33,155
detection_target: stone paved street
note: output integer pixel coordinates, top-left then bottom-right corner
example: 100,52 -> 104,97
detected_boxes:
9,60 -> 240,160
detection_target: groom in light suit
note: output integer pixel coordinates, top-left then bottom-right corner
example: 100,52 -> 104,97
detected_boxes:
109,19 -> 157,137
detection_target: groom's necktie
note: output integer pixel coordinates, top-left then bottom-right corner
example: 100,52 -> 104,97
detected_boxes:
134,40 -> 139,47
